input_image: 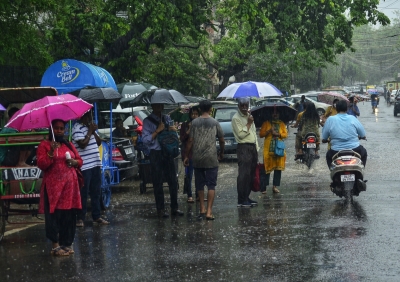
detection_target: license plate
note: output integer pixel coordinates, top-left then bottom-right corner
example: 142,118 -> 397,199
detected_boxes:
217,140 -> 232,146
125,147 -> 133,155
341,174 -> 355,182
307,143 -> 316,148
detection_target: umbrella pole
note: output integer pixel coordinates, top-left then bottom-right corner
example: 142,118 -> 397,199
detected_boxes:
109,102 -> 113,166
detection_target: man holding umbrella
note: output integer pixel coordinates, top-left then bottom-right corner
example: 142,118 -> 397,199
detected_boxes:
232,97 -> 259,207
142,99 -> 184,218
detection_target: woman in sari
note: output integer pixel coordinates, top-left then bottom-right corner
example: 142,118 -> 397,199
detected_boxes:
259,111 -> 288,194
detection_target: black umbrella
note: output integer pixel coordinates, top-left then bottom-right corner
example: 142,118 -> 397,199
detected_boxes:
250,102 -> 297,127
120,88 -> 189,108
74,87 -> 122,111
77,87 -> 122,103
117,82 -> 158,105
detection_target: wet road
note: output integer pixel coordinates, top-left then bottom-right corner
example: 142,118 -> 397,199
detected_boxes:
2,100 -> 400,281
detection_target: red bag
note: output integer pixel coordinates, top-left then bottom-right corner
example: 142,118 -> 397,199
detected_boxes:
252,163 -> 264,192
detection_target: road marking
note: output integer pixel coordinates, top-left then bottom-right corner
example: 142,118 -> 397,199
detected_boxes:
5,224 -> 39,236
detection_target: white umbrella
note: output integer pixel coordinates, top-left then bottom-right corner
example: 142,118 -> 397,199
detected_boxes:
217,81 -> 282,98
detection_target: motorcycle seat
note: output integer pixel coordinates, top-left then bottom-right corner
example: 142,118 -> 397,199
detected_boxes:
304,132 -> 317,139
333,150 -> 361,160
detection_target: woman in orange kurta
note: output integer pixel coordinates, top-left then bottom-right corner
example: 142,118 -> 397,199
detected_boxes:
37,119 -> 83,256
259,112 -> 288,194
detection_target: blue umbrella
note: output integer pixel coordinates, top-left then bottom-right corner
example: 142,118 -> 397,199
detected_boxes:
40,59 -> 117,94
217,81 -> 282,99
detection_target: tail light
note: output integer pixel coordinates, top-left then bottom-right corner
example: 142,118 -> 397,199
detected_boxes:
112,148 -> 124,161
334,158 -> 358,165
307,137 -> 316,143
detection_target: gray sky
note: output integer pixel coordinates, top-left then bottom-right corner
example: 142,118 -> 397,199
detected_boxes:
378,0 -> 400,20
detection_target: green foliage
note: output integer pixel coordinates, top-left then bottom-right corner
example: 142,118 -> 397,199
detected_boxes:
137,43 -> 210,95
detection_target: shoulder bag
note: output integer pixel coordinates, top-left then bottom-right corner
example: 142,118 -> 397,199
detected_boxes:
274,139 -> 285,157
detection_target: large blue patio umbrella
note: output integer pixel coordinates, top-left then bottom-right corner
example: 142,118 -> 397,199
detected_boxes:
40,59 -> 117,94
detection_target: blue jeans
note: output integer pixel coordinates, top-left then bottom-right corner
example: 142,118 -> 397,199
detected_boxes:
77,166 -> 102,221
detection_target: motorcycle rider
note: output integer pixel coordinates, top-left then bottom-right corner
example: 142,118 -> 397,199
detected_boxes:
322,100 -> 367,169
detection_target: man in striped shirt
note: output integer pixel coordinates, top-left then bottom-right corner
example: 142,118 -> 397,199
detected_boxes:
72,111 -> 109,227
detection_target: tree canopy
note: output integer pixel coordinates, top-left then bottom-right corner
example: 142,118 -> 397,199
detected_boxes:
0,0 -> 391,93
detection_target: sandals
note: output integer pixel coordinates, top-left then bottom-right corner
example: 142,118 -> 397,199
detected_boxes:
76,220 -> 84,227
51,246 -> 69,256
93,217 -> 109,225
206,215 -> 215,220
61,246 -> 75,254
187,197 -> 195,203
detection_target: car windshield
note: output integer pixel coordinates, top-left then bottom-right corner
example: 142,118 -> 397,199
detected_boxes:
98,112 -> 131,129
214,108 -> 238,122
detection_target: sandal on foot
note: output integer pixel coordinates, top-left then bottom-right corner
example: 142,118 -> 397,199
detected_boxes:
206,215 -> 215,220
187,197 -> 195,203
61,246 -> 75,254
51,246 -> 69,256
93,218 -> 109,225
76,220 -> 84,227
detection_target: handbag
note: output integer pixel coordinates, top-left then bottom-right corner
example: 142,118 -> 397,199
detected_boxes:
252,163 -> 264,192
75,167 -> 84,189
274,139 -> 285,157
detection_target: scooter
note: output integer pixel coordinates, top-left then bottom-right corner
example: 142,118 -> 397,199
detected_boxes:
328,149 -> 366,203
298,132 -> 319,169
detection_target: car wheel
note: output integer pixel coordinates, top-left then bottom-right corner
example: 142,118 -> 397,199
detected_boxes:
317,108 -> 325,116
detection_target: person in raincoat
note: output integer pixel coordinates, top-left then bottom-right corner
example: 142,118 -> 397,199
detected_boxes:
37,119 -> 83,256
259,111 -> 288,194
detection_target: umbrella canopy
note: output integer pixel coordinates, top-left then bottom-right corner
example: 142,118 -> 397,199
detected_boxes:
217,81 -> 282,99
169,103 -> 200,123
5,94 -> 93,131
120,88 -> 189,108
76,87 -> 122,103
40,59 -> 117,94
317,92 -> 349,105
250,102 -> 297,127
118,82 -> 158,105
367,89 -> 379,95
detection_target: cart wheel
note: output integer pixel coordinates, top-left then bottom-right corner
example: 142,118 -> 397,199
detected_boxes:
100,185 -> 112,210
0,200 -> 5,242
100,172 -> 112,210
140,182 -> 146,194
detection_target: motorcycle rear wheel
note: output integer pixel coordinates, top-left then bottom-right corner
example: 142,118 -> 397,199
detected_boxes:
306,149 -> 315,168
343,181 -> 354,203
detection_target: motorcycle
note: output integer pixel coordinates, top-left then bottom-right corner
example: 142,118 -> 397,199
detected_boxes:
298,132 -> 319,169
328,148 -> 367,203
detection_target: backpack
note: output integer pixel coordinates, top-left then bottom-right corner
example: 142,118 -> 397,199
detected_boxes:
147,115 -> 180,158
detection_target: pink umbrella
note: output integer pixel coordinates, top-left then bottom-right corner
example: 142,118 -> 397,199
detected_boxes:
317,92 -> 349,105
5,94 -> 93,131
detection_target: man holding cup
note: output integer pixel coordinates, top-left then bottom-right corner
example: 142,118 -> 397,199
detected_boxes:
142,101 -> 184,218
232,97 -> 259,207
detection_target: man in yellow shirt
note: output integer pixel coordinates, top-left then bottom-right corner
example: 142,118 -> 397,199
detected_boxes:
232,97 -> 259,207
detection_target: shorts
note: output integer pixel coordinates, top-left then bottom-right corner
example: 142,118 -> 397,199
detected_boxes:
194,167 -> 218,191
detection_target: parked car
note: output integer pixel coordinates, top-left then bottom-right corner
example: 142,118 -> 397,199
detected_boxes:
390,90 -> 398,104
286,96 -> 329,116
212,104 -> 239,159
394,94 -> 400,116
97,105 -> 150,181
98,105 -> 149,137
255,97 -> 295,107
